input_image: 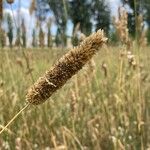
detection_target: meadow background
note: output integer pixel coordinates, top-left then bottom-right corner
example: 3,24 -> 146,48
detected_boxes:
0,0 -> 150,149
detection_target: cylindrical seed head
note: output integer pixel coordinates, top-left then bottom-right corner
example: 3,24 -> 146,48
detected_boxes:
26,29 -> 107,105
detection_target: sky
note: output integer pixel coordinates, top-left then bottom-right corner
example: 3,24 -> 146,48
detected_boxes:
3,0 -> 121,46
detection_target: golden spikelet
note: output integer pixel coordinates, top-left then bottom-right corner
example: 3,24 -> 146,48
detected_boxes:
113,7 -> 130,46
26,29 -> 107,105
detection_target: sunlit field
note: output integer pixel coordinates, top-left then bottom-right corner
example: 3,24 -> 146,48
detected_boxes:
0,0 -> 150,149
0,45 -> 149,149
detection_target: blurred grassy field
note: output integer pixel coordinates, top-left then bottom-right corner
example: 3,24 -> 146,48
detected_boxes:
0,45 -> 150,149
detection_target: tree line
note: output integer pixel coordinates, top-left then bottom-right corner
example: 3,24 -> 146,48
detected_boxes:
0,0 -> 150,48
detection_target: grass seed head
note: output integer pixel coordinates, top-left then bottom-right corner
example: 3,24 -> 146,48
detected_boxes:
26,29 -> 107,105
113,7 -> 130,45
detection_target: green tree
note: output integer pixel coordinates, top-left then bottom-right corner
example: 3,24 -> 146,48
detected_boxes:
0,0 -> 3,21
15,28 -> 21,47
32,29 -> 37,47
39,26 -> 45,47
147,28 -> 150,44
144,0 -> 150,26
0,27 -> 6,47
48,0 -> 67,47
91,0 -> 110,35
36,0 -> 68,47
121,0 -> 139,37
7,14 -> 13,48
35,0 -> 111,46
144,0 -> 150,44
55,28 -> 62,47
121,0 -> 150,38
21,19 -> 26,47
68,0 -> 92,35
47,19 -> 52,47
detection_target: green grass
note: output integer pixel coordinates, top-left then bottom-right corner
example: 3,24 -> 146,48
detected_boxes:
0,46 -> 150,149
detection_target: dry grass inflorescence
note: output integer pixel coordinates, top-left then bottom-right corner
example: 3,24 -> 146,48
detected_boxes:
26,29 -> 107,105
